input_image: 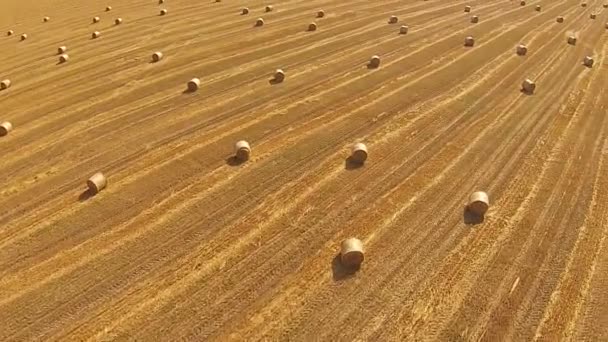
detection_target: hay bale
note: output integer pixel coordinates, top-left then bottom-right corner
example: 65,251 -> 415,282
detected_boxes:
93,16 -> 100,23
400,25 -> 408,34
255,18 -> 264,26
583,56 -> 594,67
58,46 -> 69,56
20,34 -> 27,41
464,35 -> 474,46
471,15 -> 479,23
516,44 -> 527,56
351,143 -> 368,163
234,140 -> 251,161
581,2 -> 587,7
317,10 -> 325,18
606,22 -> 608,29
152,51 -> 163,62
389,15 -> 398,24
87,172 -> 107,194
242,7 -> 249,15
92,31 -> 101,39
0,122 -> 13,136
59,53 -> 69,63
590,13 -> 596,19
0,79 -> 11,90
265,5 -> 274,12
274,69 -> 285,82
341,238 -> 364,268
115,18 -> 123,25
522,78 -> 536,94
567,36 -> 577,45
468,191 -> 489,216
106,6 -> 112,11
308,22 -> 317,31
556,16 -> 564,23
160,9 -> 168,15
7,30 -> 13,36
159,0 -> 164,3
43,16 -> 50,22
464,5 -> 471,12
188,78 -> 200,91
369,55 -> 380,68
604,3 -> 608,8
520,0 -> 526,5
535,5 -> 541,11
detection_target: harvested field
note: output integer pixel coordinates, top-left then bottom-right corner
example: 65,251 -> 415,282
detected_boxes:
1,0 -> 608,340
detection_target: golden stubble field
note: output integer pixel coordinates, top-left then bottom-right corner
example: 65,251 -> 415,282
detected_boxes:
1,0 -> 607,340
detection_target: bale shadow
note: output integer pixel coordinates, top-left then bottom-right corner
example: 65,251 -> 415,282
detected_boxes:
366,63 -> 379,69
268,78 -> 283,85
331,253 -> 360,281
226,155 -> 246,167
463,206 -> 485,225
182,87 -> 197,94
520,88 -> 534,96
78,188 -> 94,202
344,156 -> 364,170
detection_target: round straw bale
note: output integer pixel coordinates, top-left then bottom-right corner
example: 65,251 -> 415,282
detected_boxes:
7,30 -> 13,36
308,22 -> 317,31
234,140 -> 251,161
581,2 -> 587,7
0,79 -> 11,90
535,5 -> 541,11
516,44 -> 527,55
556,16 -> 564,23
590,13 -> 596,19
583,56 -> 594,67
57,46 -> 67,54
400,25 -> 409,34
606,22 -> 608,29
265,5 -> 274,12
464,35 -> 474,46
389,15 -> 398,24
471,15 -> 479,23
520,0 -> 526,5
351,143 -> 368,163
20,34 -> 27,41
256,18 -> 265,26
274,69 -> 285,82
604,3 -> 608,8
115,18 -> 123,25
187,78 -> 200,91
468,191 -> 489,216
152,51 -> 163,62
242,7 -> 249,15
43,16 -> 50,22
160,9 -> 168,15
59,53 -> 69,63
0,121 -> 13,136
522,78 -> 536,94
317,10 -> 325,18
464,5 -> 471,12
87,172 -> 107,194
369,55 -> 380,68
92,31 -> 101,39
567,36 -> 577,45
159,0 -> 164,3
93,16 -> 100,23
341,238 -> 364,268
106,6 -> 112,11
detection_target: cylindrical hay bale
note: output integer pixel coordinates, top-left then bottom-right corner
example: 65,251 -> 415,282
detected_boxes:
242,7 -> 249,15
389,15 -> 398,24
0,79 -> 11,90
400,25 -> 409,34
351,143 -> 368,163
535,5 -> 541,11
106,6 -> 112,11
590,13 -> 596,19
464,5 -> 471,12
464,35 -> 474,47
255,18 -> 265,26
581,2 -> 587,7
159,0 -> 164,3
265,5 -> 274,12
0,122 -> 13,136
59,54 -> 69,63
516,44 -> 528,56
187,78 -> 200,91
234,140 -> 251,161
160,9 -> 168,15
274,69 -> 285,82
152,51 -> 163,62
604,3 -> 608,8
606,22 -> 608,29
567,36 -> 577,45
340,238 -> 364,268
92,31 -> 101,39
471,15 -> 479,23
115,18 -> 123,25
317,10 -> 325,18
93,16 -> 100,23
369,55 -> 380,68
520,0 -> 526,6
556,16 -> 564,23
20,34 -> 27,41
583,56 -> 594,67
87,172 -> 107,194
58,46 -> 67,54
43,16 -> 50,22
308,22 -> 317,31
522,78 -> 536,93
468,191 -> 489,216
7,30 -> 13,36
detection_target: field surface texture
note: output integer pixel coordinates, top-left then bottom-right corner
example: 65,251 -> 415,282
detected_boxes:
1,0 -> 608,340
